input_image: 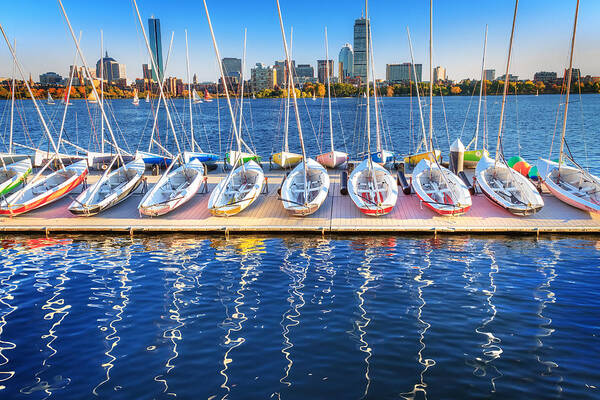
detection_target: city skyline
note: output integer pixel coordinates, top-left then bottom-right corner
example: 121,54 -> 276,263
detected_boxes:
1,0 -> 599,83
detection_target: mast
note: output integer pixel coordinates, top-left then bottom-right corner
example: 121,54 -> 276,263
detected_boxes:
495,0 -> 518,163
276,0 -> 308,204
407,27 -> 427,153
185,29 -> 195,152
238,28 -> 247,151
368,24 -> 381,153
558,0 -> 579,166
325,27 -> 334,153
57,0 -> 124,165
0,23 -> 63,167
474,25 -> 488,150
428,0 -> 433,151
131,0 -> 182,159
100,30 -> 104,154
283,28 -> 292,153
147,32 -> 175,154
365,0 -> 371,165
202,0 -> 241,163
58,32 -> 81,150
9,39 -> 15,154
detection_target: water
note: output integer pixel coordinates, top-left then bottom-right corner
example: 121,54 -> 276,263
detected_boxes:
1,94 -> 600,173
0,235 -> 598,399
0,96 -> 600,399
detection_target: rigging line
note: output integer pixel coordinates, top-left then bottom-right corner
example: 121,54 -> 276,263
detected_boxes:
459,81 -> 478,142
514,85 -> 521,157
438,86 -> 451,149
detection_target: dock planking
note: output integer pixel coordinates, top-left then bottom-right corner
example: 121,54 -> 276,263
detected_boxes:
0,167 -> 599,234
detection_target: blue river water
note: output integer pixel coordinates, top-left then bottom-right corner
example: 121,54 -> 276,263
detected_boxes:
0,235 -> 598,399
0,95 -> 599,398
1,94 -> 600,173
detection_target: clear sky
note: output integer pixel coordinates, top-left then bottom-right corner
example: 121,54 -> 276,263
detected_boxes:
1,0 -> 598,83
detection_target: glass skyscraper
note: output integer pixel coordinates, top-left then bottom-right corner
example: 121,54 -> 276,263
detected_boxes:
353,17 -> 368,84
148,17 -> 163,82
338,43 -> 353,82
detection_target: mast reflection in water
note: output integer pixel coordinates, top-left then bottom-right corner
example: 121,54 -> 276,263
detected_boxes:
0,234 -> 597,399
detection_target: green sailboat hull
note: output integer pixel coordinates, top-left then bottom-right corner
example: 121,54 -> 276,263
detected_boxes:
0,167 -> 32,197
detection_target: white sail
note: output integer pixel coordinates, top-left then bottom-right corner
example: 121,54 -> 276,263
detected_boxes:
46,92 -> 55,105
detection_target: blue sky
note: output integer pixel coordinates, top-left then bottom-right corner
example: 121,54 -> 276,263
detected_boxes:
1,0 -> 598,82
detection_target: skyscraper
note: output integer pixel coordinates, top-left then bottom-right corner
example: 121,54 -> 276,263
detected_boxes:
148,16 -> 163,82
339,43 -> 353,83
433,66 -> 446,82
353,17 -> 368,84
317,60 -> 334,84
222,58 -> 242,78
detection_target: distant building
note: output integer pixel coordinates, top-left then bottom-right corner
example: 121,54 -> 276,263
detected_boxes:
251,63 -> 276,92
274,60 -> 295,87
497,74 -> 519,82
222,57 -> 242,79
193,73 -> 198,85
353,17 -> 368,83
317,59 -> 334,84
165,77 -> 184,96
148,16 -> 163,81
483,69 -> 495,81
296,76 -> 318,86
386,63 -> 422,83
69,65 -> 95,85
339,43 -> 353,82
563,68 -> 581,81
433,66 -> 446,82
295,64 -> 314,78
533,71 -> 557,82
142,64 -> 152,80
39,72 -> 62,85
96,52 -> 126,84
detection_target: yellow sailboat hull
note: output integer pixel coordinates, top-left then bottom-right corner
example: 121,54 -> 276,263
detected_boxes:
272,151 -> 302,169
404,150 -> 441,165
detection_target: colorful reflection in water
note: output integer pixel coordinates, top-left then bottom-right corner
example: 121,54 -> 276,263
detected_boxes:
0,234 -> 598,399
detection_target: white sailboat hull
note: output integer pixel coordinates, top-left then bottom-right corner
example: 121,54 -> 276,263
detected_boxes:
537,158 -> 600,213
208,160 -> 264,216
348,159 -> 398,216
281,158 -> 330,216
139,159 -> 205,217
476,155 -> 543,216
412,159 -> 472,215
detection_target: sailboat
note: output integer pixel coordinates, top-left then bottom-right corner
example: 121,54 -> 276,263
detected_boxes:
347,0 -> 398,216
145,91 -> 150,102
464,25 -> 491,168
476,0 -> 543,216
61,90 -> 72,106
316,27 -> 348,169
312,91 -> 316,101
272,28 -> 302,169
204,1 -> 264,217
87,89 -> 97,104
192,89 -> 202,104
46,92 -> 55,105
0,21 -> 87,216
132,18 -> 207,216
410,0 -> 472,216
56,2 -> 145,216
403,29 -> 440,166
204,88 -> 213,102
277,1 -> 329,216
132,89 -> 139,106
366,24 -> 393,165
536,0 -> 600,213
0,38 -> 32,196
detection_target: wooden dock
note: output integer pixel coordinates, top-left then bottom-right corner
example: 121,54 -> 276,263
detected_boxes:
1,168 -> 599,235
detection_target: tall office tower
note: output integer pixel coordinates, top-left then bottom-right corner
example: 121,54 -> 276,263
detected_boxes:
148,16 -> 163,82
317,60 -> 334,84
222,57 -> 242,78
433,66 -> 446,82
353,17 -> 368,84
339,43 -> 354,82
